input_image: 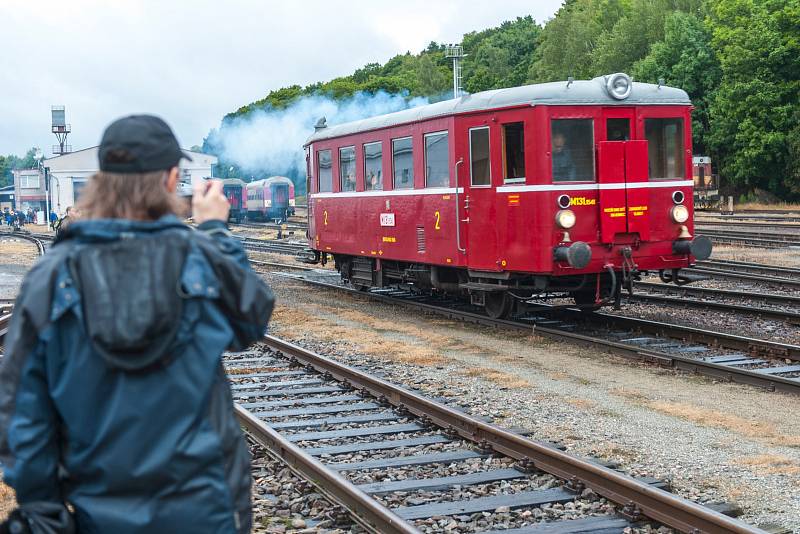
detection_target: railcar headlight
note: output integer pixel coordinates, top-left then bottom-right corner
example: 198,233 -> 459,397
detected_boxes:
670,204 -> 689,223
556,209 -> 576,229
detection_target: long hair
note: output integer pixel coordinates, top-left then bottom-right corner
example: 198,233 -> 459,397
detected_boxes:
76,170 -> 187,220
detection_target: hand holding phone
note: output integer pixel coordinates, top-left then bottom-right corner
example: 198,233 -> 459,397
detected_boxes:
192,180 -> 230,224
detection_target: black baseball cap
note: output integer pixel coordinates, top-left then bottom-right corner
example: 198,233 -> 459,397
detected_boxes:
98,114 -> 191,173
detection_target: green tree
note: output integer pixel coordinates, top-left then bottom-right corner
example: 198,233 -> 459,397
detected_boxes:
591,0 -> 703,74
633,10 -> 720,153
528,0 -> 628,82
416,55 -> 450,97
707,0 -> 800,195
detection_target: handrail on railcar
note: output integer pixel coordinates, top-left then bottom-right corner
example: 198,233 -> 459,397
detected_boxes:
455,158 -> 465,253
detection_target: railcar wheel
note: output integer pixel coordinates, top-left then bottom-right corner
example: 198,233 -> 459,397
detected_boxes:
572,290 -> 601,312
484,292 -> 513,319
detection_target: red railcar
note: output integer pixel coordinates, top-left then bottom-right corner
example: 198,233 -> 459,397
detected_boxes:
303,74 -> 711,317
221,178 -> 246,223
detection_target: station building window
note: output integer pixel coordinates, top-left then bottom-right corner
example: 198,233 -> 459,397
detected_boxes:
551,119 -> 595,182
425,132 -> 449,188
339,146 -> 356,192
317,149 -> 332,192
364,142 -> 382,191
469,127 -> 490,186
645,118 -> 684,180
502,122 -> 525,182
392,137 -> 414,189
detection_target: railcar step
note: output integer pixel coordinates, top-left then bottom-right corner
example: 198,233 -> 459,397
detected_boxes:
255,402 -> 380,419
233,386 -> 344,400
288,423 -> 424,442
754,365 -> 800,375
269,412 -> 401,430
304,435 -> 451,456
230,378 -> 323,390
392,488 -> 573,520
491,515 -> 629,533
356,467 -> 526,495
241,394 -> 363,409
328,450 -> 486,471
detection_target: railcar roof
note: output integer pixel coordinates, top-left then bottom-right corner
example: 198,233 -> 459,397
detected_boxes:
247,176 -> 293,187
305,76 -> 690,145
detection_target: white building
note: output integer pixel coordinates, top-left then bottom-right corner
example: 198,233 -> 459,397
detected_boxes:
44,146 -> 217,215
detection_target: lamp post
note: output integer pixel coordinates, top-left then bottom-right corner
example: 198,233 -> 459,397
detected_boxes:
34,150 -> 49,226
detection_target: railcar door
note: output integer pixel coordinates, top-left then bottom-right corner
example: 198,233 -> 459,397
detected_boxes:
463,125 -> 497,270
597,109 -> 649,242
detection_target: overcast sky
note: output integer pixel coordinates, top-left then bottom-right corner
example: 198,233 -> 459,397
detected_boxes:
0,0 -> 562,157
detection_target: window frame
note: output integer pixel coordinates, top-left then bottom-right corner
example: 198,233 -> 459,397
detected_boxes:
316,149 -> 333,193
20,175 -> 40,189
468,126 -> 491,188
423,130 -> 450,189
501,122 -> 526,184
550,118 -> 596,183
338,145 -> 356,192
644,117 -> 686,181
391,136 -> 414,190
363,141 -> 383,191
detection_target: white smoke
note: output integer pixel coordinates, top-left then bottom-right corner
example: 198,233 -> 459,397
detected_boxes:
210,91 -> 429,181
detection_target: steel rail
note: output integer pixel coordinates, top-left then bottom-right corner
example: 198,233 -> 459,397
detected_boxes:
634,281 -> 800,308
260,335 -> 762,534
684,266 -> 800,289
0,232 -> 46,255
235,405 -> 421,534
284,275 -> 800,395
627,292 -> 800,324
697,259 -> 800,278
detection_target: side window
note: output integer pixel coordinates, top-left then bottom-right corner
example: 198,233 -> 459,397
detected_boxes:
339,146 -> 356,192
425,132 -> 449,188
502,122 -> 525,182
317,150 -> 332,192
551,119 -> 595,182
364,142 -> 382,191
645,118 -> 685,180
469,127 -> 490,186
392,137 -> 414,189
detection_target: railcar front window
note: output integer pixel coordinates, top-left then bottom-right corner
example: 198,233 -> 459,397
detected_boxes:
502,122 -> 525,182
317,150 -> 332,192
645,118 -> 685,180
469,127 -> 490,187
551,119 -> 595,182
339,146 -> 356,192
392,137 -> 414,189
425,132 -> 449,188
364,142 -> 382,191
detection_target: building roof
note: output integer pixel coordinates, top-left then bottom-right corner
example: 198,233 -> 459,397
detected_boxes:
306,75 -> 691,145
44,146 -> 217,172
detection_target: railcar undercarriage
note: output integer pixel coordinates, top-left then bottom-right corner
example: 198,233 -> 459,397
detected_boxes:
322,254 -> 654,319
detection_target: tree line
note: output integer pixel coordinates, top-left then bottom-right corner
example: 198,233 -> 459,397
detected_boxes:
216,0 -> 795,200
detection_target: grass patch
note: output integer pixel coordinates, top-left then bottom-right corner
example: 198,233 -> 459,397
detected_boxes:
734,454 -> 800,476
457,367 -> 530,388
649,401 -> 800,447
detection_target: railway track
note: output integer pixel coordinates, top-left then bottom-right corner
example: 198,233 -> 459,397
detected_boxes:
698,228 -> 800,248
279,269 -> 800,396
684,259 -> 800,289
228,337 -> 760,533
0,230 -> 48,255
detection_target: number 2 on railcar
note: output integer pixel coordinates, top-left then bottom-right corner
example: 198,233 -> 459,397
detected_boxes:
302,73 -> 712,318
